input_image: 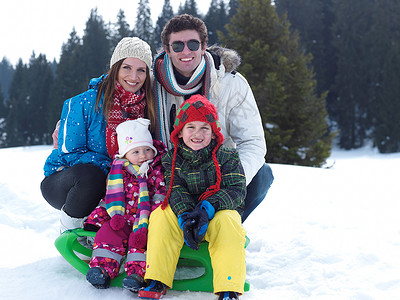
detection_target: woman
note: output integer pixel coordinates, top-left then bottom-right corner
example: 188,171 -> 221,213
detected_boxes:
40,37 -> 155,235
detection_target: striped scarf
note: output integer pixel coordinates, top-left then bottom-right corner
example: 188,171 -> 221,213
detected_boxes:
152,51 -> 212,148
105,158 -> 150,236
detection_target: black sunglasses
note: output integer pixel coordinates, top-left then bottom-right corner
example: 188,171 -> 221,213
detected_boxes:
169,40 -> 201,53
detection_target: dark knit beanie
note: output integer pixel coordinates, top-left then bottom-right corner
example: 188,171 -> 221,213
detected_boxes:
161,94 -> 225,209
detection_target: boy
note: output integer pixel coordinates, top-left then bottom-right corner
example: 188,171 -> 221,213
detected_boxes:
139,95 -> 247,300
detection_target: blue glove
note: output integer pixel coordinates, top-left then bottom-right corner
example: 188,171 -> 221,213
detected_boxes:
186,201 -> 215,245
178,213 -> 199,250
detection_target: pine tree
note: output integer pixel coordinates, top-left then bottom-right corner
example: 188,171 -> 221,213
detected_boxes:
0,57 -> 14,102
222,0 -> 333,166
0,82 -> 5,118
135,0 -> 154,51
112,9 -> 132,46
204,0 -> 220,45
204,0 -> 229,46
81,9 -> 110,80
331,0 -> 376,149
154,0 -> 175,51
26,53 -> 54,144
228,0 -> 239,19
178,0 -> 201,18
6,60 -> 29,146
275,0 -> 337,123
0,82 -> 6,147
368,0 -> 400,152
48,28 -> 83,135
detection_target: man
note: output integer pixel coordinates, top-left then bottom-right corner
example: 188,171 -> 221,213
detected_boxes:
152,14 -> 273,223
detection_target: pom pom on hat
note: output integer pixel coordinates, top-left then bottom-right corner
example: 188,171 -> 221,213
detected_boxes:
110,37 -> 152,70
129,228 -> 148,249
110,214 -> 126,231
115,118 -> 157,159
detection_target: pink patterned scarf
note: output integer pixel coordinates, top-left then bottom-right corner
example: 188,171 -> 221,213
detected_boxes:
106,81 -> 146,157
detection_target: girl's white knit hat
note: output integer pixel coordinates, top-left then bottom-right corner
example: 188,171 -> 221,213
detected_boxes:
110,37 -> 152,69
115,118 -> 157,159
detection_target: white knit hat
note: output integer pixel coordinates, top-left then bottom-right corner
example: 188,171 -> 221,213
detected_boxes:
115,118 -> 157,159
110,37 -> 152,70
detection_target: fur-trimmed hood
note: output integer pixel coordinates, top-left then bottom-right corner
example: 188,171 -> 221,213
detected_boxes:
207,45 -> 241,73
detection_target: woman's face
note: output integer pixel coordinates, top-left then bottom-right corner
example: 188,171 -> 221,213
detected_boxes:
117,57 -> 147,93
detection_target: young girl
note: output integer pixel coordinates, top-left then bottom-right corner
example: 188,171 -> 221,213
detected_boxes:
84,118 -> 166,292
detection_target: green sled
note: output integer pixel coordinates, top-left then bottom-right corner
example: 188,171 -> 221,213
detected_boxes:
54,228 -> 250,292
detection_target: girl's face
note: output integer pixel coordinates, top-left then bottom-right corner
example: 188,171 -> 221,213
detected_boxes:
178,121 -> 215,151
117,57 -> 147,93
125,146 -> 155,166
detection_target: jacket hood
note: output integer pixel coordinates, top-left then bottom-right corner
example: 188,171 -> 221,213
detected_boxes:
88,74 -> 107,90
207,45 -> 241,73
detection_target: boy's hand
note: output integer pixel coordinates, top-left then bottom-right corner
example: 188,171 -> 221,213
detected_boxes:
178,213 -> 199,250
186,201 -> 215,244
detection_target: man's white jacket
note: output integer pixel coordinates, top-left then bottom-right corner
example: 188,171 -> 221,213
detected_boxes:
153,46 -> 267,185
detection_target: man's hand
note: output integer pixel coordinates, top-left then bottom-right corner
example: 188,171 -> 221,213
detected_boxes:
52,120 -> 60,149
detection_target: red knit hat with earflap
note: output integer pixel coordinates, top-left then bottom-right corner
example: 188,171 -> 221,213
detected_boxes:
161,94 -> 225,209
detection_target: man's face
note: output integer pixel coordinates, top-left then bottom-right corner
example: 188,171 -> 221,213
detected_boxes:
164,30 -> 206,78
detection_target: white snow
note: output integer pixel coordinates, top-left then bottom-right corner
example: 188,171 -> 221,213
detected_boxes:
1,145 -> 400,299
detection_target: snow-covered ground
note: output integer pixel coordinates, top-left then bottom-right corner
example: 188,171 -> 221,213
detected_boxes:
1,145 -> 400,299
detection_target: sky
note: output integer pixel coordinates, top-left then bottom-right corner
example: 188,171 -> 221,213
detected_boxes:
1,145 -> 400,299
0,0 -> 211,66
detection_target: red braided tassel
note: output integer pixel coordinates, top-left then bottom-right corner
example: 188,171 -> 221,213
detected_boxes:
161,145 -> 178,210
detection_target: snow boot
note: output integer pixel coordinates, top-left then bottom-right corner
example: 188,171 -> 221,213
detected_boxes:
218,292 -> 239,300
60,205 -> 85,233
138,280 -> 168,299
122,273 -> 146,292
60,205 -> 92,249
86,267 -> 111,289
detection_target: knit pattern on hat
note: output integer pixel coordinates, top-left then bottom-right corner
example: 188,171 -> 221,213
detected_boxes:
115,118 -> 157,159
110,37 -> 152,70
161,94 -> 224,209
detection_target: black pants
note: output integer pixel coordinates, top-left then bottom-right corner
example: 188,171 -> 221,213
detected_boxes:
40,164 -> 107,218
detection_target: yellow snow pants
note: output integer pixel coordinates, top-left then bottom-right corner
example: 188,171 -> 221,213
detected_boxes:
144,205 -> 247,294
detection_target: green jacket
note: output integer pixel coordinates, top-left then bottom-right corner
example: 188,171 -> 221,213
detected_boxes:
162,140 -> 246,217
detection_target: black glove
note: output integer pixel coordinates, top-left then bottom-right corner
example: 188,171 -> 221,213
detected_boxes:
178,213 -> 199,250
185,201 -> 215,245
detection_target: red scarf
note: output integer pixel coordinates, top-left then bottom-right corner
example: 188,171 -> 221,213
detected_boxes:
106,81 -> 146,157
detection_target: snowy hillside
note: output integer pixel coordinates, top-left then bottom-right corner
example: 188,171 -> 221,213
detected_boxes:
1,145 -> 400,299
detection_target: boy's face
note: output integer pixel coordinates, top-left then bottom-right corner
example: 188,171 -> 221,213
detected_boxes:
164,30 -> 206,78
178,121 -> 215,151
125,146 -> 155,165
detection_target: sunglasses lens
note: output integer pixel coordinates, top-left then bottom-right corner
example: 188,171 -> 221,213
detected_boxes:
187,40 -> 200,51
171,41 -> 185,52
171,40 -> 200,52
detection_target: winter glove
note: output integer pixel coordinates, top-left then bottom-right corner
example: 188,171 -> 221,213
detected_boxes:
110,214 -> 126,231
178,212 -> 199,250
185,200 -> 215,245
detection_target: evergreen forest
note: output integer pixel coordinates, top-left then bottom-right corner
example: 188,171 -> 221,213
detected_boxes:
1,0 -> 399,167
